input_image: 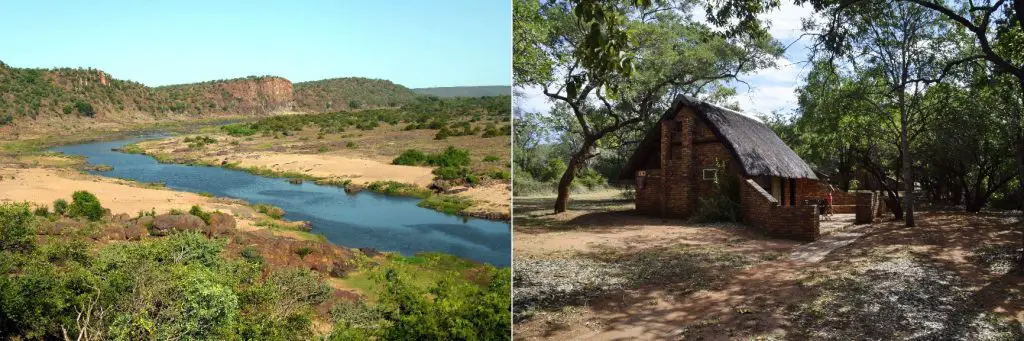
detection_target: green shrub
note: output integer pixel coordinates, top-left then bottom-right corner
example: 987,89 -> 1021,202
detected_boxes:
220,123 -> 257,137
189,205 -> 212,225
68,190 -> 105,221
33,205 -> 49,217
418,195 -> 474,215
52,199 -> 68,216
482,155 -> 500,163
346,141 -> 357,149
254,204 -> 285,219
240,246 -> 264,264
365,181 -> 433,198
317,146 -> 330,153
433,166 -> 470,181
73,100 -> 95,117
295,246 -> 314,259
0,202 -> 35,252
393,149 -> 428,165
434,126 -> 452,140
0,114 -> 12,125
428,146 -> 470,168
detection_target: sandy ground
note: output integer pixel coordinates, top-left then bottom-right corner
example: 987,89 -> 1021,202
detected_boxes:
454,183 -> 512,218
215,151 -> 436,187
513,191 -> 1024,340
0,167 -> 263,230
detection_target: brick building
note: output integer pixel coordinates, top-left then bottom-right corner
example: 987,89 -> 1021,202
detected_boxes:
618,95 -> 844,241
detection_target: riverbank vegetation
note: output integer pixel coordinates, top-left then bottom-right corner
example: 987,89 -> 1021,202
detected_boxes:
0,192 -> 510,339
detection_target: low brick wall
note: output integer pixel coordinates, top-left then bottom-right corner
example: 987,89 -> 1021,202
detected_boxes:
740,179 -> 820,241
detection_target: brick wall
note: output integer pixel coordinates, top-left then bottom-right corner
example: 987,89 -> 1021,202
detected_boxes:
793,178 -> 858,213
740,179 -> 820,241
661,108 -> 697,218
635,171 -> 662,214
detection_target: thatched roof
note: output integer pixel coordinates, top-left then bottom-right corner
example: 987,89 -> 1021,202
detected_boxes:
619,95 -> 817,180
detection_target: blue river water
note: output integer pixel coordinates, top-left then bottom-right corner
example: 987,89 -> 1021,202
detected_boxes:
53,137 -> 511,267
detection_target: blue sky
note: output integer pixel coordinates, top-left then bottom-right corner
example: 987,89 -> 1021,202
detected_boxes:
516,2 -> 815,118
0,0 -> 510,88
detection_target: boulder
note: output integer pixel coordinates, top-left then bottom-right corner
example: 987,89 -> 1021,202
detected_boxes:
109,213 -> 132,225
206,212 -> 236,236
124,224 -> 146,241
151,214 -> 207,236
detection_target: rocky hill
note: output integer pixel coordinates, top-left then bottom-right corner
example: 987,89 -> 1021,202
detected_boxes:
292,77 -> 418,112
0,62 -> 420,127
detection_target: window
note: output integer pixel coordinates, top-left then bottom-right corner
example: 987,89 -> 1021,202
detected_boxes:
702,168 -> 717,181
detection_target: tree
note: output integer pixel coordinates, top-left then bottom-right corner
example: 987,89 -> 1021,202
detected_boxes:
515,0 -> 781,212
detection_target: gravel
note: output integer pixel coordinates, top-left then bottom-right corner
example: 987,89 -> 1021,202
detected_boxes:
795,253 -> 1022,340
513,256 -> 628,322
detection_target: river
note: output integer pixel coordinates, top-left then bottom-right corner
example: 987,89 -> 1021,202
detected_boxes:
53,136 -> 511,267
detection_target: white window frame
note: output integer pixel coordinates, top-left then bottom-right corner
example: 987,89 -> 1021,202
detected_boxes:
702,168 -> 717,181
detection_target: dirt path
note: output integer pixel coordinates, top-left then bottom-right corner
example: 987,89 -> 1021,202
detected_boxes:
513,194 -> 1024,340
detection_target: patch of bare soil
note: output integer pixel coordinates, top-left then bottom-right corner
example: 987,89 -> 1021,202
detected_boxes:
513,193 -> 1024,340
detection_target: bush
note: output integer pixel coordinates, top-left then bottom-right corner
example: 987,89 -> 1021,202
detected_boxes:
189,205 -> 212,225
574,168 -> 607,190
52,199 -> 68,216
483,155 -> 500,163
0,202 -> 35,252
68,190 -> 105,221
433,166 -> 470,181
73,100 -> 95,117
33,205 -> 49,217
393,149 -> 428,165
240,246 -> 264,264
417,195 -> 473,215
254,204 -> 285,219
295,246 -> 314,259
220,123 -> 257,137
429,146 -> 470,168
346,141 -> 357,149
434,126 -> 452,140
0,114 -> 12,125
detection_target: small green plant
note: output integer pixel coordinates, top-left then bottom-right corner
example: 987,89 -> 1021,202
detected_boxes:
33,205 -> 49,217
345,141 -> 357,149
68,190 -> 105,221
482,155 -> 500,163
220,123 -> 257,136
240,246 -> 264,264
317,146 -> 330,153
393,149 -> 428,165
295,246 -> 314,259
189,205 -> 212,224
418,195 -> 474,215
254,204 -> 285,219
52,199 -> 68,216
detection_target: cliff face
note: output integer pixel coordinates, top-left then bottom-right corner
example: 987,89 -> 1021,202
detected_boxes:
154,76 -> 294,115
293,77 -> 417,112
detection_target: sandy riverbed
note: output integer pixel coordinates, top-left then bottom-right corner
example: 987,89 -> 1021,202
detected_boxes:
0,167 -> 263,230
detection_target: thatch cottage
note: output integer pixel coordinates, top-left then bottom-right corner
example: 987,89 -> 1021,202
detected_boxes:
619,95 -> 845,241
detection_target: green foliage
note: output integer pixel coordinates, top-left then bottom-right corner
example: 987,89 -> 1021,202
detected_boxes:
183,135 -> 217,149
393,149 -> 429,165
0,114 -> 11,126
240,246 -> 264,264
52,199 -> 68,217
692,161 -> 740,223
417,195 -> 474,215
293,77 -> 417,112
32,205 -> 49,217
329,267 -> 511,340
68,190 -> 105,221
220,123 -> 257,137
189,205 -> 212,225
73,100 -> 95,117
253,204 -> 285,219
294,246 -> 314,259
0,202 -> 35,252
345,141 -> 357,149
365,181 -> 433,199
483,155 -> 501,163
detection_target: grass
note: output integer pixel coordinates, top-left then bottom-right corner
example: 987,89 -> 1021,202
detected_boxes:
365,181 -> 433,199
334,252 -> 484,302
418,195 -> 474,215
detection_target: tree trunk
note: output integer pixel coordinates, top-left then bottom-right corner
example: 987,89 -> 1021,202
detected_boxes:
901,106 -> 915,227
554,138 -> 596,213
1015,81 -> 1024,273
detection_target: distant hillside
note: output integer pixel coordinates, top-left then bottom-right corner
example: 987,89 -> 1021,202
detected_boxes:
0,64 -> 294,122
293,78 -> 418,112
0,62 -> 431,127
412,86 -> 511,98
